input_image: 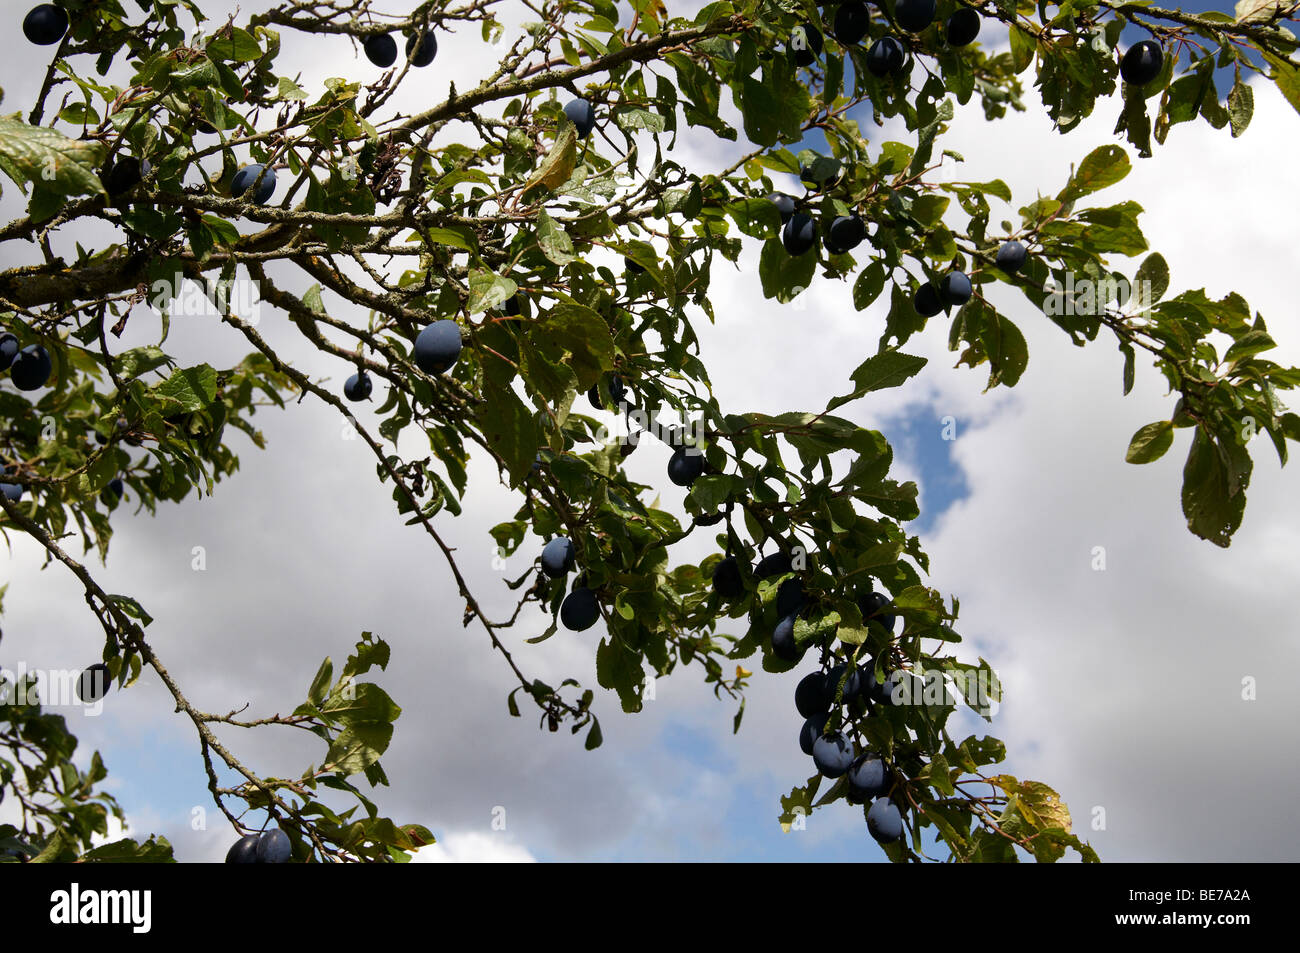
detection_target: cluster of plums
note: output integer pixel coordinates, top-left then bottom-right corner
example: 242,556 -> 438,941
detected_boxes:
912,239 -> 1028,315
914,240 -> 1027,316
0,332 -> 51,391
579,371 -> 708,487
715,546 -> 908,844
789,0 -> 981,80
362,29 -> 437,69
224,826 -> 293,863
790,590 -> 906,845
99,150 -> 276,205
791,2 -> 1163,89
340,319 -> 461,400
539,537 -> 603,632
769,173 -> 1029,314
770,193 -> 869,259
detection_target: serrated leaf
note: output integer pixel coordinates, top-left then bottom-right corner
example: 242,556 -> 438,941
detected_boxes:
829,350 -> 927,411
535,209 -> 576,265
467,269 -> 517,314
151,364 -> 218,413
0,116 -> 107,198
1227,76 -> 1254,137
1058,145 -> 1130,204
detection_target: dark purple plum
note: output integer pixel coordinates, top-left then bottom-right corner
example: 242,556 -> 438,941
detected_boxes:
406,31 -> 437,67
564,98 -> 596,137
255,827 -> 292,863
364,34 -> 398,67
771,613 -> 804,663
812,731 -> 856,778
712,556 -> 745,600
413,320 -> 462,374
782,213 -> 817,256
1120,41 -> 1163,87
795,670 -> 831,718
867,798 -> 904,844
560,587 -> 600,631
540,537 -> 576,578
225,833 -> 260,863
799,713 -> 828,755
847,752 -> 890,801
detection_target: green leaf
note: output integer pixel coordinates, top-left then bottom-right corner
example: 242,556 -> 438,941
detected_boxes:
1114,86 -> 1153,158
522,124 -> 577,200
828,351 -> 927,411
535,209 -> 576,265
1008,25 -> 1036,74
206,27 -> 262,62
321,681 -> 400,727
81,836 -> 174,863
467,269 -> 517,314
422,227 -> 477,253
1181,428 -> 1245,547
1057,145 -> 1130,205
1260,51 -> 1300,117
1120,343 -> 1136,396
1125,420 -> 1174,464
725,198 -> 780,240
778,777 -> 818,832
1227,75 -> 1254,138
758,237 -> 816,303
595,637 -> 643,713
1134,252 -> 1168,304
949,735 -> 1006,772
1224,328 -> 1276,363
272,77 -> 309,102
910,194 -> 950,229
0,116 -> 107,198
740,77 -> 782,147
1235,0 -> 1290,21
201,213 -> 240,247
615,107 -> 666,133
114,346 -> 173,380
151,365 -> 218,413
326,722 -> 394,774
308,658 -> 333,707
477,382 -> 545,487
977,307 -> 1028,388
852,261 -> 887,311
530,302 -> 615,391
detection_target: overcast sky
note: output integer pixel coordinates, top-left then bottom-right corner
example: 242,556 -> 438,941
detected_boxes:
2,2 -> 1297,863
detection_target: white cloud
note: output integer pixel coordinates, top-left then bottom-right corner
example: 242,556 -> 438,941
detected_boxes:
411,831 -> 536,863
